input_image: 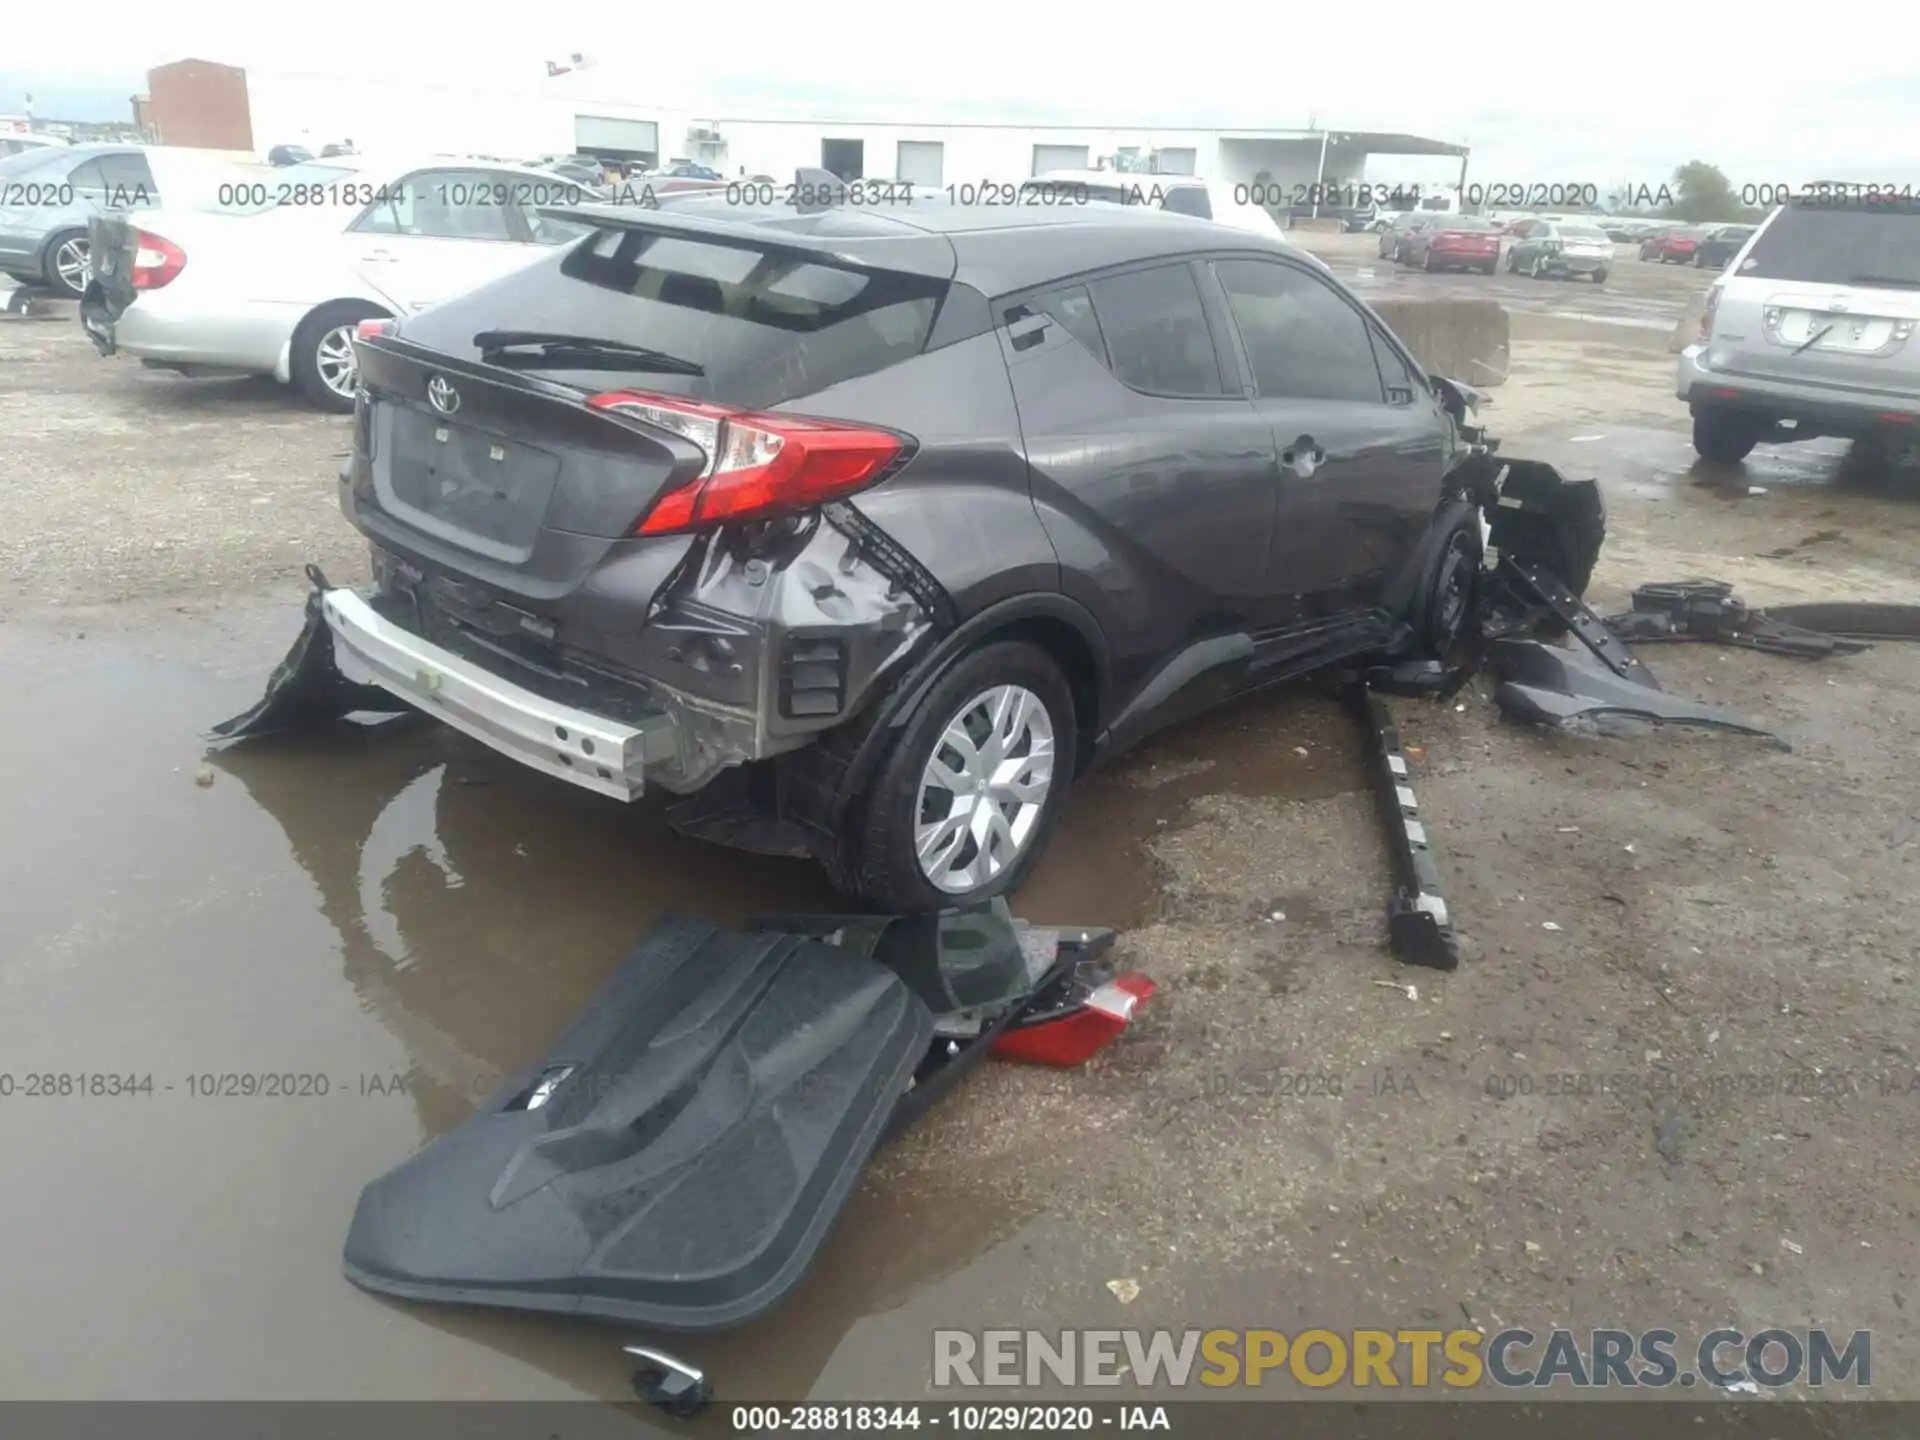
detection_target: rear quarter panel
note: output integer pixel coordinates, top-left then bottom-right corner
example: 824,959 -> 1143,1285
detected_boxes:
777,330 -> 1060,617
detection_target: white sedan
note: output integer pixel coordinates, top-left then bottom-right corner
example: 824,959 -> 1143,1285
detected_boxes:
79,155 -> 605,411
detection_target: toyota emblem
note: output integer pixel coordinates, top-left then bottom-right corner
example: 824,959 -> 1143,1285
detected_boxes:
427,376 -> 460,415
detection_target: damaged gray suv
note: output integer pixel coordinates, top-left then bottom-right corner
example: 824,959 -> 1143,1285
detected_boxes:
320,191 -> 1487,911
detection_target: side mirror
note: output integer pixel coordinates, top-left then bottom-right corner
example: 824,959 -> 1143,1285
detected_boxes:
1430,376 -> 1489,423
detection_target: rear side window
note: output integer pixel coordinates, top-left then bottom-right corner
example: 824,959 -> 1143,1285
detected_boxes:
1214,257 -> 1385,404
1160,186 -> 1213,220
1740,203 -> 1920,286
414,225 -> 950,410
1085,263 -> 1224,397
1035,283 -> 1107,360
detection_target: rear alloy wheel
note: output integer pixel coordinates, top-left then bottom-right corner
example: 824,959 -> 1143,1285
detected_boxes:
44,231 -> 89,298
1692,407 -> 1764,464
290,301 -> 388,412
842,640 -> 1077,913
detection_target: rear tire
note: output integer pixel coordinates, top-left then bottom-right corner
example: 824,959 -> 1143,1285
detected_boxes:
1591,270 -> 1609,285
839,640 -> 1077,914
290,300 -> 388,413
1692,408 -> 1763,464
42,230 -> 89,298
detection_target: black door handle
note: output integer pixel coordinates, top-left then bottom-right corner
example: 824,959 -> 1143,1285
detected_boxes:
1281,437 -> 1327,477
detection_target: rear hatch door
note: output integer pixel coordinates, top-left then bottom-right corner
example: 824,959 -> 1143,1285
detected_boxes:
348,200 -> 954,595
342,914 -> 934,1331
1711,202 -> 1920,400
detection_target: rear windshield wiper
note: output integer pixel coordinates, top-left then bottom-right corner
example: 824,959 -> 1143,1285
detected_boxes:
1846,275 -> 1920,290
473,330 -> 704,375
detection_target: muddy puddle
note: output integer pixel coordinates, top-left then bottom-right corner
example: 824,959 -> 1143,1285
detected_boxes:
0,603 -> 1359,1400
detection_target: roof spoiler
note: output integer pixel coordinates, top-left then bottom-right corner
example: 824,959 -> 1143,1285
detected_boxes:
792,167 -> 847,213
536,192 -> 957,280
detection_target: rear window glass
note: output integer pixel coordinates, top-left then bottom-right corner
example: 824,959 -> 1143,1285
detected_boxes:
1559,225 -> 1608,240
1435,216 -> 1497,232
1741,203 -> 1920,285
0,148 -> 60,175
1159,186 -> 1212,220
411,225 -> 949,410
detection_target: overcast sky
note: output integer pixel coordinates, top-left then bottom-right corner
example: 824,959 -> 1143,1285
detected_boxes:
8,1 -> 1917,187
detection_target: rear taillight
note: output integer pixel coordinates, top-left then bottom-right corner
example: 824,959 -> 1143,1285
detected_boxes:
993,974 -> 1158,1068
588,391 -> 908,535
129,230 -> 185,291
1699,286 -> 1721,342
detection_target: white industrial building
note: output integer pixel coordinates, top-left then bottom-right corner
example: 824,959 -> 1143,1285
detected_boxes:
238,65 -> 1468,197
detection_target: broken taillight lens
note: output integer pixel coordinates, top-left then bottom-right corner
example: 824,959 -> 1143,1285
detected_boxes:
588,390 -> 908,535
993,973 -> 1158,1068
129,229 -> 186,290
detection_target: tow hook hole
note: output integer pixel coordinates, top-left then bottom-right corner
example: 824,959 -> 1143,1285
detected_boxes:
555,725 -> 570,741
581,737 -> 596,756
557,753 -> 573,767
597,767 -> 612,781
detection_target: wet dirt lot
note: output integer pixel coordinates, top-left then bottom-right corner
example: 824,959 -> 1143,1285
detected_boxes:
4,302 -> 1919,1406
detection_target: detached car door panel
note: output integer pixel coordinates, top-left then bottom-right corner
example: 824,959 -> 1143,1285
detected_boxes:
1001,261 -> 1282,704
1209,255 -> 1447,626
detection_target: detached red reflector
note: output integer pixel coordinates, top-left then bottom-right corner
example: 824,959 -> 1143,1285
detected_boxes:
1880,413 -> 1916,424
356,319 -> 394,340
588,390 -> 907,534
993,973 -> 1158,1068
1711,388 -> 1741,399
129,229 -> 186,291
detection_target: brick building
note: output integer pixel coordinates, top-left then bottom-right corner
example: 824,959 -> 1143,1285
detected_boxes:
146,58 -> 252,150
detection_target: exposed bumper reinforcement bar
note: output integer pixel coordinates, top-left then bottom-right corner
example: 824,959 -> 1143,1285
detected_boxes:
322,589 -> 681,801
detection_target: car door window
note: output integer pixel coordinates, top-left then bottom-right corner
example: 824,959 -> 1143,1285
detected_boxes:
353,169 -> 516,241
1213,258 -> 1386,404
1085,262 -> 1225,397
1160,185 -> 1213,220
1367,327 -> 1426,407
69,153 -> 157,206
1030,283 -> 1108,361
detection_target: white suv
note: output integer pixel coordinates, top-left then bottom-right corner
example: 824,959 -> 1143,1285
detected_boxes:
1678,197 -> 1920,463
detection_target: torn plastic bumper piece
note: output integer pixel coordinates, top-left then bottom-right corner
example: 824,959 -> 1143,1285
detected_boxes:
1352,685 -> 1459,972
208,566 -> 411,742
1490,555 -> 1654,684
1488,637 -> 1789,746
1606,581 -> 1877,658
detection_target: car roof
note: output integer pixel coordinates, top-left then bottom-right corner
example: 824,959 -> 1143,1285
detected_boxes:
555,193 -> 1298,296
1030,168 -> 1209,189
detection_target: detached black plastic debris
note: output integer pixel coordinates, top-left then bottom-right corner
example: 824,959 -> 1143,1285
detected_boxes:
343,905 -> 1144,1335
209,566 -> 409,742
1606,580 -> 1873,659
1352,686 -> 1458,971
1488,637 -> 1789,746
